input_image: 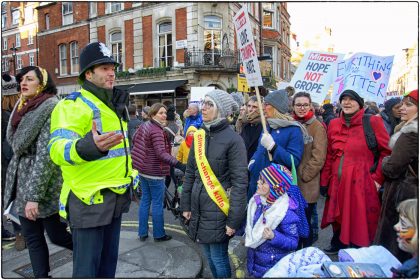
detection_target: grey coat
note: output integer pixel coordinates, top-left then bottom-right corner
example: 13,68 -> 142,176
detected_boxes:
3,97 -> 62,218
180,120 -> 248,243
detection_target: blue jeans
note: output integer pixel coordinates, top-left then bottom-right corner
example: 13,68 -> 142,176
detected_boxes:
200,242 -> 231,278
138,175 -> 166,238
72,216 -> 122,278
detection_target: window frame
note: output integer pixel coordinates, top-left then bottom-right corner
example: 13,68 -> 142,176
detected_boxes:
1,12 -> 7,29
203,15 -> 222,65
3,37 -> 7,50
263,5 -> 275,29
2,59 -> 10,72
62,2 -> 73,26
59,44 -> 67,75
109,31 -> 123,71
158,21 -> 173,68
24,6 -> 33,23
70,41 -> 79,74
11,9 -> 19,25
45,13 -> 50,30
28,31 -> 33,45
29,53 -> 34,66
16,55 -> 22,70
89,2 -> 97,18
106,2 -> 122,14
15,33 -> 21,47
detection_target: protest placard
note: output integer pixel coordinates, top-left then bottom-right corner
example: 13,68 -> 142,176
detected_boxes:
332,53 -> 394,104
290,51 -> 345,104
233,6 -> 263,87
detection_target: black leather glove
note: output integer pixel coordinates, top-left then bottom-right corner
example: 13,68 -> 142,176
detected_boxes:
175,161 -> 186,173
320,186 -> 328,197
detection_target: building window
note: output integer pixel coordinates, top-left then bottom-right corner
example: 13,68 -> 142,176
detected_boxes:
89,2 -> 97,18
2,59 -> 9,72
3,37 -> 7,50
158,22 -> 173,68
282,57 -> 287,79
45,14 -> 49,30
264,45 -> 274,74
70,41 -> 79,74
1,12 -> 6,29
15,33 -> 21,47
12,9 -> 19,25
16,55 -> 22,70
62,2 -> 73,25
24,6 -> 33,23
263,3 -> 274,28
106,2 -> 122,14
59,44 -> 67,75
203,15 -> 222,65
110,32 -> 122,71
28,31 -> 33,45
29,53 -> 34,66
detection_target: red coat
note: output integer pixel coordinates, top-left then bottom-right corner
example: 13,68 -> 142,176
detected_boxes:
131,119 -> 178,177
320,109 -> 391,247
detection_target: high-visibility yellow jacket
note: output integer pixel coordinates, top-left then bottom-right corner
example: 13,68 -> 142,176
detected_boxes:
48,88 -> 139,219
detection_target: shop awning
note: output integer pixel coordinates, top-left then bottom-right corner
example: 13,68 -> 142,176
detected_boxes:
115,80 -> 188,95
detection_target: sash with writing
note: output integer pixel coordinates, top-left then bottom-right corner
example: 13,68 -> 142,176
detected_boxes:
194,129 -> 230,216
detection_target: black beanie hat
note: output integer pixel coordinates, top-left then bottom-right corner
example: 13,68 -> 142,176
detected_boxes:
339,89 -> 364,108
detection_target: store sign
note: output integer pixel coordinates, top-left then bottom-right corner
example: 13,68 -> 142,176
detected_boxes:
237,74 -> 250,93
176,40 -> 188,49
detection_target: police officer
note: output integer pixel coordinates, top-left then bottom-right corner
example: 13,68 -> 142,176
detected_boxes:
49,42 -> 139,278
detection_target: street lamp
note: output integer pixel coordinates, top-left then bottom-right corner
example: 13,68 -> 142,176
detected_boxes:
10,43 -> 18,76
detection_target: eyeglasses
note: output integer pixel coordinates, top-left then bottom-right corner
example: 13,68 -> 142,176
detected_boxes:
294,103 -> 310,109
201,100 -> 214,108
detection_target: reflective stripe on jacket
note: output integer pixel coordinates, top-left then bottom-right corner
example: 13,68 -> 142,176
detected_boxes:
48,89 -> 138,219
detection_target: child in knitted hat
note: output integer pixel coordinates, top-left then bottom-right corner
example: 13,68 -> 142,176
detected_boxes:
245,163 -> 300,278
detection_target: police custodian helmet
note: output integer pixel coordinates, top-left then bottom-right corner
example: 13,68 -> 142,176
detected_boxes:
78,42 -> 119,83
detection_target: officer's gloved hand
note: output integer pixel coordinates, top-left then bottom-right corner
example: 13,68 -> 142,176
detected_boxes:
320,186 -> 328,197
175,161 -> 186,173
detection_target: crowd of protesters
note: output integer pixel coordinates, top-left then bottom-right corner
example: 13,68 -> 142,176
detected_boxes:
1,40 -> 418,278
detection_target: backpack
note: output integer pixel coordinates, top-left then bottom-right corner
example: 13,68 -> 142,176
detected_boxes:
362,114 -> 380,173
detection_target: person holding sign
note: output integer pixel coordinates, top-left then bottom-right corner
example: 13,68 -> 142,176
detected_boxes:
181,89 -> 248,279
248,89 -> 306,200
320,89 -> 391,254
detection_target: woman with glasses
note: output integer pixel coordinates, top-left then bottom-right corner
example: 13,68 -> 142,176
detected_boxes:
181,89 -> 248,278
291,92 -> 328,247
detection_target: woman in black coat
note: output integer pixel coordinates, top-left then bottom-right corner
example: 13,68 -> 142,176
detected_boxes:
181,90 -> 248,278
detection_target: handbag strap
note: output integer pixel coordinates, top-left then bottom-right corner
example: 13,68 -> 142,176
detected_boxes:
408,164 -> 418,179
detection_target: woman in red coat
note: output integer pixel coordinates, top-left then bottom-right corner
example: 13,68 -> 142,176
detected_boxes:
320,90 -> 391,253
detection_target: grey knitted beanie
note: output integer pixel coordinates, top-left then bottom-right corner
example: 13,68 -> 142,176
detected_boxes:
231,92 -> 245,108
205,89 -> 239,118
264,89 -> 289,114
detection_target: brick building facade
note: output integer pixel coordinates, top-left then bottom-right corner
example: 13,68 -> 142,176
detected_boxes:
2,2 -> 292,111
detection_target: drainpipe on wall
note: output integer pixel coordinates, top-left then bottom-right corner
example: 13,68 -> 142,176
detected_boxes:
259,2 -> 263,56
